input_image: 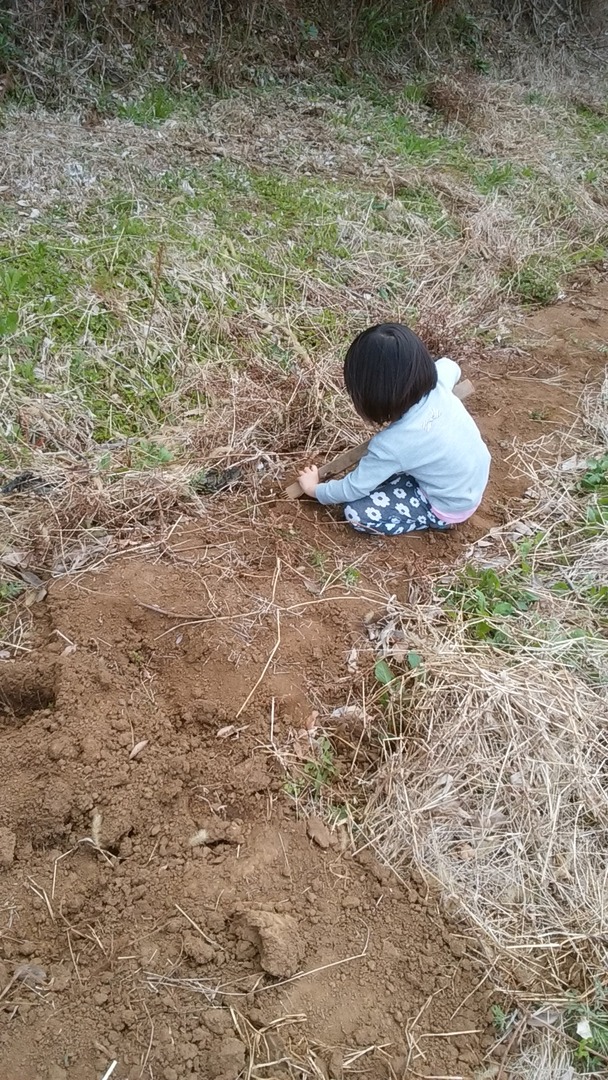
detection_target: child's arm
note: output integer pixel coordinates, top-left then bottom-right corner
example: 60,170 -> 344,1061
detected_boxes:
301,437 -> 403,506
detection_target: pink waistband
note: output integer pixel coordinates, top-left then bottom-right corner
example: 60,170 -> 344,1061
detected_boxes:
430,502 -> 480,524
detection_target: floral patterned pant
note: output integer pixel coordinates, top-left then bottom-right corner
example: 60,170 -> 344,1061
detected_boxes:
344,474 -> 450,535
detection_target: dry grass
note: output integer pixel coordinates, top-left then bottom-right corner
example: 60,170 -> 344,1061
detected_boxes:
366,653 -> 608,979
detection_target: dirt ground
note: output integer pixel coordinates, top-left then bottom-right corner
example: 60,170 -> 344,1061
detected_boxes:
1,284 -> 607,1080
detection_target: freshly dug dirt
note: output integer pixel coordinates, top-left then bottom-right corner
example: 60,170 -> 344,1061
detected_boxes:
0,288 -> 607,1080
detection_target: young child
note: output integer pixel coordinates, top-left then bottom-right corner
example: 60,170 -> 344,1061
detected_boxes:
298,323 -> 490,535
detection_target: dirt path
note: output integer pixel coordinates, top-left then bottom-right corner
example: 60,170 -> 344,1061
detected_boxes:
0,287 -> 607,1080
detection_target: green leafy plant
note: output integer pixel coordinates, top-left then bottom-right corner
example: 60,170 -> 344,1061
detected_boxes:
585,497 -> 608,533
442,566 -> 538,642
579,455 -> 608,494
490,1003 -> 516,1035
132,441 -> 173,468
341,566 -> 361,587
374,659 -> 395,686
283,736 -> 337,801
502,258 -> 561,307
564,989 -> 608,1072
301,736 -> 337,796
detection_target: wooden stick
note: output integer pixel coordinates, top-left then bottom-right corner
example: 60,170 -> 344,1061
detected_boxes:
284,379 -> 475,500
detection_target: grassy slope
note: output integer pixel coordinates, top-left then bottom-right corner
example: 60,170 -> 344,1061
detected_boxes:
1,79 -> 607,472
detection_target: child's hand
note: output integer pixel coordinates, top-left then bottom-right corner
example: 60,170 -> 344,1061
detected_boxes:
298,465 -> 320,498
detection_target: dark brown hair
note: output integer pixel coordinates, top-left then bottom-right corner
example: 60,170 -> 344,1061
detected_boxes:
344,323 -> 437,424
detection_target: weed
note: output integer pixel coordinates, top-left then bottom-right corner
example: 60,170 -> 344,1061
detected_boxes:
567,243 -> 607,269
131,441 -> 174,469
309,549 -> 327,576
0,581 -> 25,604
490,1003 -> 516,1035
564,989 -> 608,1072
441,566 -> 538,643
396,185 -> 457,235
574,103 -> 608,137
585,497 -> 608,533
118,87 -> 184,125
354,3 -> 418,55
283,736 -> 337,802
579,455 -> 608,494
475,160 -> 515,194
0,309 -> 18,337
523,90 -> 546,105
302,736 -> 337,796
501,258 -> 561,307
341,566 -> 361,587
189,467 -> 241,495
0,580 -> 25,631
372,658 -> 400,711
382,115 -> 456,163
451,11 -> 489,72
327,803 -> 350,826
530,407 -> 549,420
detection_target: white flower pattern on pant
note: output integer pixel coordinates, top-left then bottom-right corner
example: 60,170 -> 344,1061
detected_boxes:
343,473 -> 451,537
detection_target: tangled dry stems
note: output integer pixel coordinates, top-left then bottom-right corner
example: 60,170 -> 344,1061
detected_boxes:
367,655 -> 608,977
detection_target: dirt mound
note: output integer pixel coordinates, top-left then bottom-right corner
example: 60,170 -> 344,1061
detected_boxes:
0,556 -> 495,1080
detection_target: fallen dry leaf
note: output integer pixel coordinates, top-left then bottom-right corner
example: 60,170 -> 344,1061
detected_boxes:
129,739 -> 148,760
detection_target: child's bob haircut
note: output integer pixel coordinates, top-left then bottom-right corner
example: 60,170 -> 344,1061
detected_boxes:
344,323 -> 437,425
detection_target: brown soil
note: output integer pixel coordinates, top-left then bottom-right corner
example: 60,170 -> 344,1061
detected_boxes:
1,286 -> 607,1080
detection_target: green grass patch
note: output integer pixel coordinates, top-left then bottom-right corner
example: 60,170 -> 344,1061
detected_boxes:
117,86 -> 195,124
574,102 -> 608,137
0,158 -> 374,454
501,256 -> 562,307
474,160 -> 516,194
441,565 -> 539,644
1,76 -> 606,484
331,95 -> 468,168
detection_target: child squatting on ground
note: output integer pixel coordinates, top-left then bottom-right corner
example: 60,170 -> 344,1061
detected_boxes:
298,323 -> 491,536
